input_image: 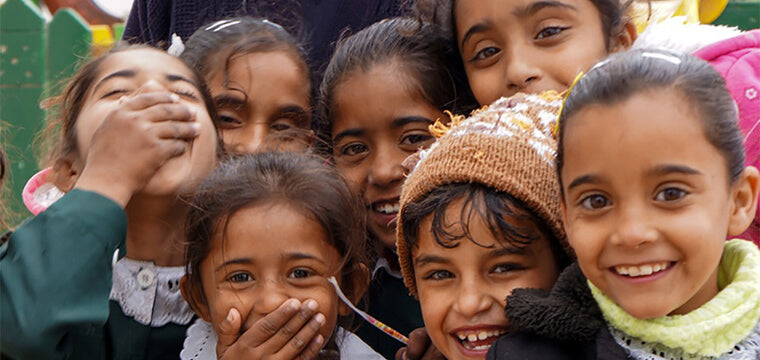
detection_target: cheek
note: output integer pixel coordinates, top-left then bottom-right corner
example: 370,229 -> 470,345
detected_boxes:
467,68 -> 502,106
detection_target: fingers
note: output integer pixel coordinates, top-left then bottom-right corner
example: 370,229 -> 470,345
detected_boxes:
216,308 -> 242,355
403,327 -> 441,360
296,333 -> 325,360
280,312 -> 325,359
154,121 -> 201,141
240,299 -> 302,346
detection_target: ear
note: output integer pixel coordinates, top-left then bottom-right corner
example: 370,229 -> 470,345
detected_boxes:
51,155 -> 83,192
180,275 -> 212,322
338,263 -> 370,317
727,166 -> 760,237
611,20 -> 637,53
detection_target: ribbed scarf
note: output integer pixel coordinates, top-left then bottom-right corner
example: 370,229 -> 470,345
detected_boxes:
590,239 -> 760,357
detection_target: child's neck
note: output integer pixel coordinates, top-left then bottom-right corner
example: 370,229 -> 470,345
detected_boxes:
124,194 -> 188,267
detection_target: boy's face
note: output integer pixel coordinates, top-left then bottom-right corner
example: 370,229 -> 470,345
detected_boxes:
332,62 -> 444,251
560,89 -> 739,319
413,197 -> 560,360
455,0 -> 630,106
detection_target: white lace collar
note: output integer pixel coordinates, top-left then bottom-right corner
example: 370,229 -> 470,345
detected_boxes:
181,319 -> 384,359
110,257 -> 195,327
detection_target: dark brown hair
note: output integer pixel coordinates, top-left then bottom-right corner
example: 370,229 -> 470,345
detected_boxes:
40,44 -> 221,167
413,0 -> 634,50
317,17 -> 477,155
400,183 -> 571,272
184,152 -> 369,329
557,49 -> 745,189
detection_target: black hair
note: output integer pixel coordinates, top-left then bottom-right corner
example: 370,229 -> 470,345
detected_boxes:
556,49 -> 745,189
184,152 -> 368,334
181,16 -> 310,89
317,17 -> 477,154
413,0 -> 634,50
400,183 -> 571,270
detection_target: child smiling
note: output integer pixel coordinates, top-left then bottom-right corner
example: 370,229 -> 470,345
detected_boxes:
397,92 -> 573,360
489,50 -> 760,360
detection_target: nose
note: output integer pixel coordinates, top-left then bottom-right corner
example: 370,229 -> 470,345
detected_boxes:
503,46 -> 542,95
252,278 -> 290,316
135,79 -> 169,94
229,123 -> 268,154
453,278 -> 493,319
611,202 -> 658,248
367,144 -> 405,188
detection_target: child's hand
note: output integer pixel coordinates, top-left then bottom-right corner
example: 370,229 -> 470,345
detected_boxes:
75,92 -> 200,207
216,299 -> 326,360
395,328 -> 445,360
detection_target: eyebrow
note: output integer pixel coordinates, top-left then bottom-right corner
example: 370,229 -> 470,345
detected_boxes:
513,0 -> 578,18
647,164 -> 702,177
414,254 -> 450,267
214,94 -> 247,108
215,258 -> 253,272
333,116 -> 434,144
489,246 -> 528,257
461,22 -> 490,49
94,70 -> 198,94
567,174 -> 603,191
282,252 -> 326,265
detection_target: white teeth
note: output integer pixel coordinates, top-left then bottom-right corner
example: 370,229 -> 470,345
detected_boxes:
467,334 -> 478,342
457,333 -> 467,340
374,202 -> 400,214
477,331 -> 488,340
614,262 -> 671,277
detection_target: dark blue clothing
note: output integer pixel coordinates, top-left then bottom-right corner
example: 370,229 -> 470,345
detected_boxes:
123,0 -> 404,76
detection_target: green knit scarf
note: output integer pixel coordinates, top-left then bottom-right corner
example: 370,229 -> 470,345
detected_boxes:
589,239 -> 760,357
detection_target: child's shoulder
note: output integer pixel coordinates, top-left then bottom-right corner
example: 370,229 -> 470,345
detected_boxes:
488,263 -> 629,360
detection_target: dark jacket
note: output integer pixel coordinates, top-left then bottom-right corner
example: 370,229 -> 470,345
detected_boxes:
486,263 -> 631,360
123,0 -> 403,79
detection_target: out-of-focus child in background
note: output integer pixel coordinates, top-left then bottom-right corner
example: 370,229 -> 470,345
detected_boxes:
1,45 -> 220,360
489,50 -> 760,360
396,92 -> 573,360
181,17 -> 314,155
413,0 -> 636,106
180,152 -> 380,359
318,17 -> 476,359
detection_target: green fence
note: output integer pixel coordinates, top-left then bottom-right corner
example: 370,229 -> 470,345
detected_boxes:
1,0 -> 93,227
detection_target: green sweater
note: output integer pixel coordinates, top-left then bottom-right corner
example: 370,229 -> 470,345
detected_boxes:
1,190 -> 189,360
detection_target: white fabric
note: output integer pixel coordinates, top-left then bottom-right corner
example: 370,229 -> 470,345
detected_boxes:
110,257 -> 195,327
632,17 -> 742,55
611,322 -> 760,360
372,257 -> 403,280
181,319 -> 385,359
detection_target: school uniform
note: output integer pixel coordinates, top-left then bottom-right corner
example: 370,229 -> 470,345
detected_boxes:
487,240 -> 760,360
355,257 -> 425,360
0,189 -> 194,360
123,0 -> 404,79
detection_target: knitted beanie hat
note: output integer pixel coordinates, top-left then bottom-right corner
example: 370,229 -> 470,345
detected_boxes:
397,92 -> 570,297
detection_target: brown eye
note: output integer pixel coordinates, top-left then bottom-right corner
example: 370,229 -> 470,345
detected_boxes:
655,187 -> 687,202
581,194 -> 610,210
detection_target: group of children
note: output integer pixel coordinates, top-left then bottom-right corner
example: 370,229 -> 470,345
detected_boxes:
1,0 -> 759,359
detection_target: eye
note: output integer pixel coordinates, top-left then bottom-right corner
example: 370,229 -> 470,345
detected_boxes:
173,88 -> 199,100
471,46 -> 500,62
535,26 -> 569,40
423,270 -> 454,281
228,272 -> 252,283
655,187 -> 687,202
102,88 -> 130,99
219,115 -> 243,129
339,142 -> 368,157
271,121 -> 293,132
492,263 -> 523,274
401,133 -> 433,147
580,194 -> 611,210
289,268 -> 315,279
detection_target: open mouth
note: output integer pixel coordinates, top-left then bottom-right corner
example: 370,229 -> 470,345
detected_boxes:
453,328 -> 508,352
372,200 -> 400,215
613,261 -> 674,277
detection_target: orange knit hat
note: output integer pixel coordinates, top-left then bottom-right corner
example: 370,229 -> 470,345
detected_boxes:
396,92 -> 571,297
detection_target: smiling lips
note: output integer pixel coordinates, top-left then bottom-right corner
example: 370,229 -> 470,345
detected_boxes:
373,201 -> 400,215
613,261 -> 673,277
454,328 -> 508,352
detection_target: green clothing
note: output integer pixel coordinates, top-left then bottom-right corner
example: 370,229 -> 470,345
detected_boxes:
356,266 -> 424,360
0,189 -> 189,360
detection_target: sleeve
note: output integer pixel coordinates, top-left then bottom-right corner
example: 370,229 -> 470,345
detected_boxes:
123,0 -> 172,46
0,189 -> 127,360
